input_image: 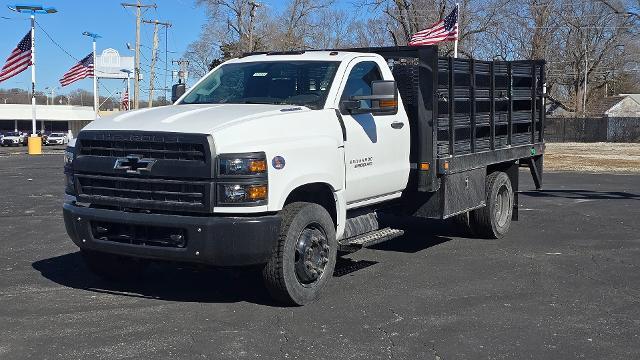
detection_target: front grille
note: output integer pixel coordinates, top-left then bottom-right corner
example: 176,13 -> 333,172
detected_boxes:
91,221 -> 187,248
78,138 -> 206,162
76,174 -> 212,213
73,131 -> 215,213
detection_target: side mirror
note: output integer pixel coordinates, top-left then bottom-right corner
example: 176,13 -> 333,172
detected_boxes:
340,80 -> 398,115
171,83 -> 186,103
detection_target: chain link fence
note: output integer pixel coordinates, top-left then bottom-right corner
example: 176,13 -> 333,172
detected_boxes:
545,117 -> 640,142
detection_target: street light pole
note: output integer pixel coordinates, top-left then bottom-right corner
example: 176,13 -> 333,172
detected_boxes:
8,3 -> 57,155
83,32 -> 101,119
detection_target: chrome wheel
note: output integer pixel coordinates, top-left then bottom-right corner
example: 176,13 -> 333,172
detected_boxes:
494,184 -> 512,228
294,224 -> 330,285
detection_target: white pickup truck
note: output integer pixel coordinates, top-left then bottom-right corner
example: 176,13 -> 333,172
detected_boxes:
63,46 -> 545,305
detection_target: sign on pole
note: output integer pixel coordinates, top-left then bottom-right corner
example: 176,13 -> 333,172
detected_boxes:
95,49 -> 134,79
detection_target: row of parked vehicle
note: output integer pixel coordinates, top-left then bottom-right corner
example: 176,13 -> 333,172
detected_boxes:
0,131 -> 70,147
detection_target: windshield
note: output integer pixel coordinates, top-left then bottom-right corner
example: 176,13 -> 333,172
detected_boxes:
6,132 -> 19,136
50,133 -> 64,137
180,61 -> 340,110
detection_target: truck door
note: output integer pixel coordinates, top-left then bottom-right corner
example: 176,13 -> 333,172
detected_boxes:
337,59 -> 410,205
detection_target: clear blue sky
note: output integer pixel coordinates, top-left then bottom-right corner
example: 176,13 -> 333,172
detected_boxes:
0,0 -> 209,98
0,0 -> 352,99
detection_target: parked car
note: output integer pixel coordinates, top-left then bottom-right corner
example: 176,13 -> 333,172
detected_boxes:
46,132 -> 68,145
21,132 -> 47,146
1,131 -> 24,147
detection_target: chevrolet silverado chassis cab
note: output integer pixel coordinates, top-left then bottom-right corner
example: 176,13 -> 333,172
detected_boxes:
63,46 -> 545,305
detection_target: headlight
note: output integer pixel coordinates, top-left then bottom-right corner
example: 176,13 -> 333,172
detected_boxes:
216,152 -> 268,206
64,147 -> 75,195
218,153 -> 267,176
63,149 -> 74,165
218,183 -> 268,205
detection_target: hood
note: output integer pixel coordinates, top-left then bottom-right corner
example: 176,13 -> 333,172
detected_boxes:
82,104 -> 311,134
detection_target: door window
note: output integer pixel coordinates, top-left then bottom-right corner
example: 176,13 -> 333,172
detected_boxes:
340,61 -> 382,109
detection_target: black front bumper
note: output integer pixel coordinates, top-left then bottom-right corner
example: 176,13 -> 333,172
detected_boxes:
63,203 -> 281,266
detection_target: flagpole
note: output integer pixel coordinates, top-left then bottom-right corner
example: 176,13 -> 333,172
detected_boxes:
9,4 -> 57,155
454,3 -> 459,58
82,31 -> 101,120
92,38 -> 98,119
30,13 -> 36,136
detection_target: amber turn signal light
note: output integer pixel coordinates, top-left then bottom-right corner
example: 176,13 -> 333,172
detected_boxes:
247,185 -> 268,201
379,99 -> 398,108
249,160 -> 267,173
419,162 -> 430,171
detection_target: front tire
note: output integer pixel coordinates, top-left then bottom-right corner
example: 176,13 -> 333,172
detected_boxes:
263,202 -> 337,305
81,249 -> 148,282
471,171 -> 513,238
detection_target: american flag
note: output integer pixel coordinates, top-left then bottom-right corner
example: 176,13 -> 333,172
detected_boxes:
121,87 -> 129,110
409,5 -> 459,46
59,53 -> 94,87
0,32 -> 32,83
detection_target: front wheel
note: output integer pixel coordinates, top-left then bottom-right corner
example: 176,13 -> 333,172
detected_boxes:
470,171 -> 514,239
262,202 -> 337,305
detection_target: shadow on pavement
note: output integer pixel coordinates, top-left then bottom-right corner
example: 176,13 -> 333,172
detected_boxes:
32,252 -> 282,306
520,189 -> 639,200
32,218 -> 456,304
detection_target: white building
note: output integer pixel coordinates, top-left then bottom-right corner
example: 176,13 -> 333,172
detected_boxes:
0,104 -> 94,136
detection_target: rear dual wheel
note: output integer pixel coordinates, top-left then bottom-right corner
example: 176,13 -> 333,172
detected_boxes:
454,171 -> 514,239
262,202 -> 337,306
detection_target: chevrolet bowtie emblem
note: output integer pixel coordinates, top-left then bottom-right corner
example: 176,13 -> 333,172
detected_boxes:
114,155 -> 156,174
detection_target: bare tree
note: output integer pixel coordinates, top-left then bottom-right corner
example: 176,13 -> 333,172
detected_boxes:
184,38 -> 220,79
362,0 -> 509,57
185,0 -> 640,103
272,0 -> 334,50
547,1 -> 637,113
196,0 -> 267,56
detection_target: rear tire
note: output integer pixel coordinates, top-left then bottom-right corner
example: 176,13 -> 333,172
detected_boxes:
470,171 -> 513,239
262,202 -> 337,306
81,250 -> 148,282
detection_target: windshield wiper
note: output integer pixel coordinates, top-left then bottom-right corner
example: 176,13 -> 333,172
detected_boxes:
240,100 -> 280,105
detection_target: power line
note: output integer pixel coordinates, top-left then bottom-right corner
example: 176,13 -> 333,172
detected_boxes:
34,20 -> 79,62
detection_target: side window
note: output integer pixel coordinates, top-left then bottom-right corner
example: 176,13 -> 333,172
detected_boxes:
340,61 -> 382,109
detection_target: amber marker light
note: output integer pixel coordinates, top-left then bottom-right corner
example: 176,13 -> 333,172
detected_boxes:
419,162 -> 430,171
379,99 -> 398,108
249,159 -> 267,173
247,185 -> 268,201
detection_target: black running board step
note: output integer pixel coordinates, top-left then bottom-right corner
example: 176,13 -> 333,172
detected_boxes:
338,228 -> 404,252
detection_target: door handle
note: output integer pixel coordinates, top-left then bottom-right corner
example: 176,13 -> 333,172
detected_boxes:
391,121 -> 404,129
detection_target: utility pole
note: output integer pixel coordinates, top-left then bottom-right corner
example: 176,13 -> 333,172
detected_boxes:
248,1 -> 261,53
583,42 -> 588,116
143,19 -> 171,108
164,24 -> 169,103
122,1 -> 156,109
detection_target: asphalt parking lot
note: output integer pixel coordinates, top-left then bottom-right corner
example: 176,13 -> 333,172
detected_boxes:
0,155 -> 638,359
0,143 -> 67,156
